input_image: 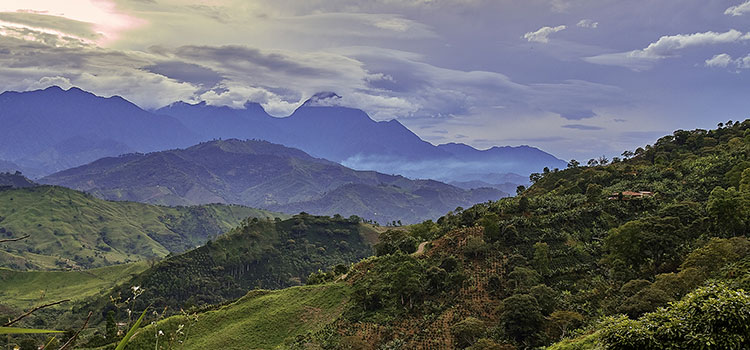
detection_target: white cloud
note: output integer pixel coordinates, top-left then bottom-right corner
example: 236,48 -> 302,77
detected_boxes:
576,19 -> 598,28
725,1 -> 750,16
704,53 -> 733,67
586,29 -> 750,70
705,53 -> 750,70
639,30 -> 750,57
523,25 -> 566,43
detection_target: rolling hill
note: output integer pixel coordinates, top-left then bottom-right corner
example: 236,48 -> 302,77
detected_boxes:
0,262 -> 149,309
0,185 -> 284,270
71,214 -> 376,325
40,139 -> 506,224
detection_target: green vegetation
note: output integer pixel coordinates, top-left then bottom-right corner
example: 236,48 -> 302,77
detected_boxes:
71,213 -> 373,332
0,262 -> 148,309
284,120 -> 750,349
0,185 -> 283,269
599,284 -> 749,349
7,121 -> 750,350
120,284 -> 349,350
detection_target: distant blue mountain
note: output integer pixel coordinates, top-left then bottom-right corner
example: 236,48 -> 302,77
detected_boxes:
0,86 -> 197,176
157,94 -> 567,182
0,86 -> 566,182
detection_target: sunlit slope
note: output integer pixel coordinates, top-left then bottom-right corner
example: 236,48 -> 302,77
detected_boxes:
123,284 -> 349,350
0,262 -> 148,309
0,185 -> 284,270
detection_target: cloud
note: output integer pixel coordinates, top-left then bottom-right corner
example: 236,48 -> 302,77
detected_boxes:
562,124 -> 604,130
143,61 -> 223,88
585,29 -> 750,70
523,25 -> 566,43
705,53 -> 750,70
705,53 -> 733,68
576,19 -> 598,29
725,1 -> 750,16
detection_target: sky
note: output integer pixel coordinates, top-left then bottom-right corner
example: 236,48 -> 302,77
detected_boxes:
0,0 -> 749,161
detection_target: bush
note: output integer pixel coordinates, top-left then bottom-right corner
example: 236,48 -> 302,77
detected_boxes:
600,284 -> 750,349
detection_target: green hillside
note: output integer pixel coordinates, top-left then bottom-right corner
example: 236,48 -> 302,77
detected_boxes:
0,262 -> 148,309
0,185 -> 284,270
69,214 -> 374,330
279,120 -> 750,349
118,284 -> 349,350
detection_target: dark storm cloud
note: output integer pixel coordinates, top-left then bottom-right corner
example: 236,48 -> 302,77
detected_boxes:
173,45 -> 340,77
143,61 -> 224,87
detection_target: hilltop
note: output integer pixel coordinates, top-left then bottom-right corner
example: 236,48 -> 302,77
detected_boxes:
0,185 -> 283,270
41,139 -> 506,224
0,172 -> 35,189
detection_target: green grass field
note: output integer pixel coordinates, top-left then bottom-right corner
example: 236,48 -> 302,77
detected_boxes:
0,262 -> 149,309
122,283 -> 350,350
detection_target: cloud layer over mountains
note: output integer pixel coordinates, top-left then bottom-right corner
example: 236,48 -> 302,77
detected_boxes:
1,0 -> 749,159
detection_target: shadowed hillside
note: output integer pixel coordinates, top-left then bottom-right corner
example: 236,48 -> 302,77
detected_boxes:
41,139 -> 507,224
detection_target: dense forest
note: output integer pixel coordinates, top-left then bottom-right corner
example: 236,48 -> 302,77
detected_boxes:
285,120 -> 750,349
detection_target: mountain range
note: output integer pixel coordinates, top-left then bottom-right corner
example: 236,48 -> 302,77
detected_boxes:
40,139 -> 505,224
0,87 -> 565,183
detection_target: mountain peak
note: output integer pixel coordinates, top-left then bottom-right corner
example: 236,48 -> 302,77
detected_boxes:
301,92 -> 342,107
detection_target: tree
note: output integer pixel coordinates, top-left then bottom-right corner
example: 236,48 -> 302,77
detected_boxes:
532,242 -> 551,277
481,213 -> 501,243
740,168 -> 750,193
518,196 -> 530,214
567,159 -> 580,168
604,217 -> 686,273
587,158 -> 598,167
374,230 -> 417,256
530,284 -> 557,315
508,267 -> 541,292
585,183 -> 602,204
452,317 -> 486,348
463,236 -> 488,259
516,185 -> 526,195
530,173 -> 542,183
547,311 -> 583,340
707,186 -> 748,237
499,294 -> 544,345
